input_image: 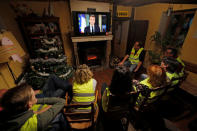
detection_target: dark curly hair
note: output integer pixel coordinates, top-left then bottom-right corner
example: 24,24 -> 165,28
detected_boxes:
109,66 -> 133,95
162,57 -> 180,73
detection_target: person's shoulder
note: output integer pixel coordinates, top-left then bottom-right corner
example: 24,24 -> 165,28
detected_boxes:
142,49 -> 145,53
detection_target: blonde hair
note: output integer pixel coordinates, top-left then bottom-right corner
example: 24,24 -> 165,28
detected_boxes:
74,64 -> 93,84
147,65 -> 166,87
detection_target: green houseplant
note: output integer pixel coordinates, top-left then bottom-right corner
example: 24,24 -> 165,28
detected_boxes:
148,31 -> 180,64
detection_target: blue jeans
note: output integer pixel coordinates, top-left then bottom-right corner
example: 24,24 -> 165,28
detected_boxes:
124,60 -> 137,72
48,113 -> 70,131
140,74 -> 148,81
36,75 -> 72,98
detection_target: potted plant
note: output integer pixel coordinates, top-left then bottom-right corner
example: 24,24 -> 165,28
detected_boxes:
148,31 -> 181,64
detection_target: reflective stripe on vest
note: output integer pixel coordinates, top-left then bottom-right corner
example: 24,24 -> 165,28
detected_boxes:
166,72 -> 179,87
20,114 -> 37,131
72,79 -> 95,110
176,57 -> 185,77
134,78 -> 164,106
176,57 -> 185,67
129,48 -> 144,64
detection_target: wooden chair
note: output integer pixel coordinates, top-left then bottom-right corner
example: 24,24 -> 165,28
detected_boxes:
133,84 -> 169,112
102,90 -> 139,131
105,91 -> 138,117
130,84 -> 169,130
165,72 -> 188,93
159,72 -> 194,121
64,90 -> 99,130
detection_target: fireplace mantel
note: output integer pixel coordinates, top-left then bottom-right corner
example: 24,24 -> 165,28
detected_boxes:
71,35 -> 113,69
71,35 -> 113,42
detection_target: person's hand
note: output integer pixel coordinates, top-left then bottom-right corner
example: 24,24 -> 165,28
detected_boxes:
134,68 -> 138,72
118,62 -> 123,66
34,105 -> 52,114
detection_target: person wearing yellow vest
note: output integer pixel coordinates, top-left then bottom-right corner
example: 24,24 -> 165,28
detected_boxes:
101,66 -> 133,112
133,65 -> 167,107
0,83 -> 70,131
72,64 -> 97,111
161,57 -> 180,88
164,47 -> 185,77
119,41 -> 145,72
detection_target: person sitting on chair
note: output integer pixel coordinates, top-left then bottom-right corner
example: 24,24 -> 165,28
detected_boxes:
161,57 -> 180,87
71,64 -> 97,111
133,65 -> 167,107
84,15 -> 100,34
0,83 -> 70,131
164,47 -> 185,77
119,41 -> 145,72
101,65 -> 133,112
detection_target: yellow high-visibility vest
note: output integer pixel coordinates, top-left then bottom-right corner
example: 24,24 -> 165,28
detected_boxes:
101,87 -> 110,112
129,48 -> 144,64
133,78 -> 165,106
166,72 -> 179,87
20,114 -> 37,131
72,79 -> 95,110
20,104 -> 50,131
176,57 -> 185,77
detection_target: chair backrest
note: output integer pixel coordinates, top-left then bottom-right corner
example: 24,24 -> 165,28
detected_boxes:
106,91 -> 139,120
135,83 -> 169,111
107,91 -> 139,112
64,90 -> 98,130
166,72 -> 188,92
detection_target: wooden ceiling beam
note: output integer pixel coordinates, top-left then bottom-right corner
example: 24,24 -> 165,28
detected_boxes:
114,0 -> 197,7
78,0 -> 113,3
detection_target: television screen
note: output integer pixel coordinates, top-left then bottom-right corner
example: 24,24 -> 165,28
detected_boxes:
73,12 -> 110,36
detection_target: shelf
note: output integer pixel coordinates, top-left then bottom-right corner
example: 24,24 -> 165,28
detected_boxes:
17,16 -> 64,56
29,32 -> 61,36
71,35 -> 113,42
16,17 -> 59,22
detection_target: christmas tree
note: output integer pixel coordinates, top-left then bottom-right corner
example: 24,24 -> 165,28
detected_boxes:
18,35 -> 73,90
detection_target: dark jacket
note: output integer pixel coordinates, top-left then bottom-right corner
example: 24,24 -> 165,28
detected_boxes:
0,97 -> 65,131
84,25 -> 100,34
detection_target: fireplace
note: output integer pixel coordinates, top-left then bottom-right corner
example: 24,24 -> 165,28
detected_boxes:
71,35 -> 113,70
78,41 -> 106,67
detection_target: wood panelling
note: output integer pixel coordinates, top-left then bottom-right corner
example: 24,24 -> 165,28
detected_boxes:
70,0 -> 110,12
115,0 -> 197,7
183,60 -> 197,74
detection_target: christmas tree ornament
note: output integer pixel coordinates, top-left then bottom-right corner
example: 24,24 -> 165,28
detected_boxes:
15,19 -> 73,90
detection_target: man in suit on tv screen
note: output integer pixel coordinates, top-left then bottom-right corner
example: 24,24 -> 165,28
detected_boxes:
84,15 -> 100,34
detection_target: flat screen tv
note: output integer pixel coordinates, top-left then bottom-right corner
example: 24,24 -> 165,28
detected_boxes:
72,11 -> 111,36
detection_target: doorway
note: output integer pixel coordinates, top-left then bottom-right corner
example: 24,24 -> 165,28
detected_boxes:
126,20 -> 149,54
